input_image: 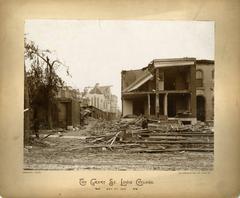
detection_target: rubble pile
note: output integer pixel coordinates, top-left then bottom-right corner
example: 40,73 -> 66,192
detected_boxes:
71,116 -> 214,153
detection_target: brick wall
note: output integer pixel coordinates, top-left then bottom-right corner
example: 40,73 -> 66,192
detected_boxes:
196,63 -> 214,121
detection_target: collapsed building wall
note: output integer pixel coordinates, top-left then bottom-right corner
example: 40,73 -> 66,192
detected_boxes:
196,60 -> 214,122
121,58 -> 197,124
121,58 -> 215,124
55,99 -> 81,128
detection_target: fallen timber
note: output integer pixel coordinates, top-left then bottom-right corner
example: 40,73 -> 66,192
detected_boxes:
147,137 -> 187,140
66,143 -> 140,152
34,117 -> 214,154
120,140 -> 214,144
132,130 -> 213,135
128,148 -> 214,153
70,118 -> 214,153
138,132 -> 214,137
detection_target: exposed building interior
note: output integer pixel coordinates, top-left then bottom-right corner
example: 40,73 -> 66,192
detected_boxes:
121,58 -> 197,124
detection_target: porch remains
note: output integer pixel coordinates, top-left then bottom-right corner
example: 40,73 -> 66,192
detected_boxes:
121,58 -> 197,124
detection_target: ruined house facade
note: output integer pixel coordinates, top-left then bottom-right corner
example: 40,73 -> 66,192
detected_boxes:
121,58 -> 214,124
31,86 -> 81,129
54,86 -> 81,128
196,60 -> 214,122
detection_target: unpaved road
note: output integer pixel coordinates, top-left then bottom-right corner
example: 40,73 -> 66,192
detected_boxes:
24,137 -> 213,171
24,119 -> 213,171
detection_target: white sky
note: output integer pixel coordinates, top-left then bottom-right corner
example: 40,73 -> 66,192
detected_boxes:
25,20 -> 214,109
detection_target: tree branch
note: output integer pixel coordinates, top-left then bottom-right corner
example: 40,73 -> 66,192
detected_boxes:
51,60 -> 61,67
35,52 -> 49,65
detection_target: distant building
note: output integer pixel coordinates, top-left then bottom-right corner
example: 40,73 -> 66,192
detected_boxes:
110,94 -> 118,114
121,58 -> 214,124
85,83 -> 118,119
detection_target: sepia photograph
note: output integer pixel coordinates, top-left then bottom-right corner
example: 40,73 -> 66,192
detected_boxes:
1,0 -> 240,197
23,20 -> 214,171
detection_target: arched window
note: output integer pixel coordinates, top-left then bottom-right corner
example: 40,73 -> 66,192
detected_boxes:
91,97 -> 93,106
97,98 -> 99,108
196,70 -> 203,87
94,96 -> 96,107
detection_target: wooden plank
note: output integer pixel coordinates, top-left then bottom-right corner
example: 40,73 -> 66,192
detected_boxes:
138,132 -> 214,136
120,140 -> 214,144
109,131 -> 121,147
67,143 -> 140,152
129,148 -> 214,153
147,137 -> 186,140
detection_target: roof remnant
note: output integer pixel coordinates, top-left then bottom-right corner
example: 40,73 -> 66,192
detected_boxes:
123,69 -> 153,92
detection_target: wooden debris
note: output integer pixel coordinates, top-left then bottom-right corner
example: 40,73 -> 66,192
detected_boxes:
120,140 -> 214,144
129,148 -> 214,153
67,143 -> 140,152
40,133 -> 53,140
79,118 -> 214,153
45,117 -> 214,154
109,131 -> 121,147
90,137 -> 105,143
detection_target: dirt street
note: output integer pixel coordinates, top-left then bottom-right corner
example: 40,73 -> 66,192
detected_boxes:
24,119 -> 214,171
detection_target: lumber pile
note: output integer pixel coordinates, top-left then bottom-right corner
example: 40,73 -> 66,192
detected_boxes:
73,117 -> 214,153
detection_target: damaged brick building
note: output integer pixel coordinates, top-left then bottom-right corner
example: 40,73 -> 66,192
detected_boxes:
196,59 -> 214,122
121,58 -> 214,124
54,86 -> 81,128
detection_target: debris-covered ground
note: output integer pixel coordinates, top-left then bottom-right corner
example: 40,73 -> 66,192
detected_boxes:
24,117 -> 214,171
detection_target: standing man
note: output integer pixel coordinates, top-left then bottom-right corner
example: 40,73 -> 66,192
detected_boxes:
141,116 -> 149,129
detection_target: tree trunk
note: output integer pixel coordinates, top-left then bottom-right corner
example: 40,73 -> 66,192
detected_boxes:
47,61 -> 53,129
24,65 -> 30,145
47,99 -> 53,129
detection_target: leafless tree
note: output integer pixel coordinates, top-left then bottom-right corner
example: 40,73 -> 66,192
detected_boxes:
24,38 -> 70,130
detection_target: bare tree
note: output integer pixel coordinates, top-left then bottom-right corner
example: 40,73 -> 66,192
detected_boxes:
24,38 -> 70,129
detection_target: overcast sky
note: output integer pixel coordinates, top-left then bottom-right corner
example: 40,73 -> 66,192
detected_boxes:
25,20 -> 214,109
